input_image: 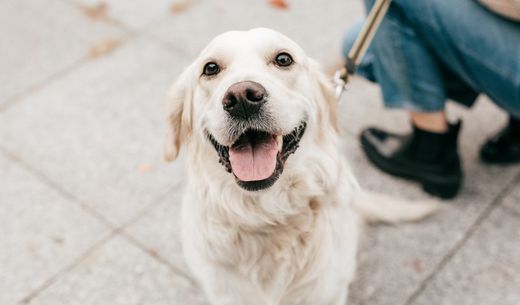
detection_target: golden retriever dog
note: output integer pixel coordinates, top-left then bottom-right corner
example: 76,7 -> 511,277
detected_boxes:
164,28 -> 437,305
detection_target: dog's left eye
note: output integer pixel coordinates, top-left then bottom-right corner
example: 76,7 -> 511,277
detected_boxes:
274,53 -> 293,67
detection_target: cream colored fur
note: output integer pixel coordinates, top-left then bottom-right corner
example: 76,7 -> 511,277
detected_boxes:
164,28 -> 438,305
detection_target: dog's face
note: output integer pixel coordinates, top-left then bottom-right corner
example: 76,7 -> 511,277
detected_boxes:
165,28 -> 338,192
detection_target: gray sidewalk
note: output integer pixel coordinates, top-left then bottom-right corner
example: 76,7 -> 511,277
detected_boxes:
1,0 -> 519,304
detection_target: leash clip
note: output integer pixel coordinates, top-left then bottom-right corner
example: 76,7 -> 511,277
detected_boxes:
333,67 -> 349,100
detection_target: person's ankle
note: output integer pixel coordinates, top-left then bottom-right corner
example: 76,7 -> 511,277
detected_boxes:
410,112 -> 448,133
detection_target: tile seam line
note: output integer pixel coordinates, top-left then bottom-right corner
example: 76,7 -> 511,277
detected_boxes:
119,231 -> 199,288
0,145 -> 175,232
17,232 -> 117,305
0,23 -> 141,113
118,183 -> 184,229
0,145 -> 117,230
0,57 -> 91,113
0,29 -> 190,114
402,168 -> 520,305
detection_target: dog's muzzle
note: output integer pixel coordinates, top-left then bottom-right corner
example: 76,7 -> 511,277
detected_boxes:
207,121 -> 307,191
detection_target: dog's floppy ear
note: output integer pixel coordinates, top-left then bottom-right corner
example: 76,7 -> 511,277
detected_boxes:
308,59 -> 340,132
164,65 -> 195,162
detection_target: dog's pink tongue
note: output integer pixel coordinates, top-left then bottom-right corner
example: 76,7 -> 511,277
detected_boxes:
229,136 -> 278,182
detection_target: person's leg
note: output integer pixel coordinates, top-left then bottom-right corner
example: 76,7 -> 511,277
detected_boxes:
342,16 -> 476,135
343,18 -> 450,135
410,112 -> 448,133
344,0 -> 454,113
394,0 -> 520,116
343,0 -> 466,198
344,0 -> 520,197
345,0 -> 520,127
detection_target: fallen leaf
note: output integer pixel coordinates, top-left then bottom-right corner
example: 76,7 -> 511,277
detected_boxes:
268,0 -> 289,10
138,163 -> 156,173
4,151 -> 22,162
80,252 -> 99,267
171,0 -> 195,14
87,38 -> 123,59
51,236 -> 64,245
413,259 -> 424,273
80,2 -> 109,21
148,249 -> 160,258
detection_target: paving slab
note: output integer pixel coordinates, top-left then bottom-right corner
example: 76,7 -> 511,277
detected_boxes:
0,153 -> 110,305
148,0 -> 364,66
0,36 -> 190,227
0,0 -> 124,107
26,236 -> 208,305
411,200 -> 520,305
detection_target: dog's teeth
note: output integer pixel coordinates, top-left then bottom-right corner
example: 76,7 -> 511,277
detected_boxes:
276,135 -> 283,150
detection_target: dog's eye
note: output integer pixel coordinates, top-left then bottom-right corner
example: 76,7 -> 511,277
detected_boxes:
274,53 -> 293,67
203,62 -> 220,76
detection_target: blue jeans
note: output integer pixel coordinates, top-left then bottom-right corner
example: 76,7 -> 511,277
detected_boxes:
342,0 -> 520,117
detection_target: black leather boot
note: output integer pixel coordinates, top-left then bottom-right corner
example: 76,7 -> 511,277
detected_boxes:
360,122 -> 463,199
480,116 -> 520,164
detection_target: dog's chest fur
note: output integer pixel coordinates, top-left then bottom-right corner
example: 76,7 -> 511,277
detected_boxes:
215,199 -> 323,290
182,170 -> 358,305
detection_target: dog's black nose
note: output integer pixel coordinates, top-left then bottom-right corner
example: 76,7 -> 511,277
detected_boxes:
223,81 -> 267,120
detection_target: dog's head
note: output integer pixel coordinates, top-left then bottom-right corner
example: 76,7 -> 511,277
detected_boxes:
165,28 -> 339,192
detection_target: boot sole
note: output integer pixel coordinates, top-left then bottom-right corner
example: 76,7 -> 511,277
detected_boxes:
361,140 -> 462,199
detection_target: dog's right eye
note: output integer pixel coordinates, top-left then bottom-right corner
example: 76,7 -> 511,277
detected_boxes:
203,62 -> 220,76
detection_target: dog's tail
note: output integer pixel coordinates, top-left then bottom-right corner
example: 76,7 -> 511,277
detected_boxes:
351,190 -> 441,224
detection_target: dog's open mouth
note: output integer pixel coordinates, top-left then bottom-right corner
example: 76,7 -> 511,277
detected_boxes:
207,122 -> 306,191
